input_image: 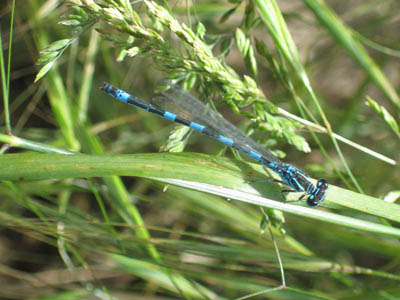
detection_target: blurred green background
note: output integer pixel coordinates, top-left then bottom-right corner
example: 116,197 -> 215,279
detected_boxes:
1,1 -> 400,299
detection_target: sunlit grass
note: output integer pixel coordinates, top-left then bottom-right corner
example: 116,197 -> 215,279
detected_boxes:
1,1 -> 400,299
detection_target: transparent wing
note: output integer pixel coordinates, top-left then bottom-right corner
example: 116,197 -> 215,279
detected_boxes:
153,82 -> 282,163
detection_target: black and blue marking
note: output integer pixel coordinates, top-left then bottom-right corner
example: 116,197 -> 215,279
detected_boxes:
101,82 -> 328,207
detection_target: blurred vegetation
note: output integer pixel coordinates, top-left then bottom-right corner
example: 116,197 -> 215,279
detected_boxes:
1,0 -> 400,299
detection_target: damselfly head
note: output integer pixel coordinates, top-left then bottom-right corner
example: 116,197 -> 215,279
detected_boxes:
306,179 -> 328,207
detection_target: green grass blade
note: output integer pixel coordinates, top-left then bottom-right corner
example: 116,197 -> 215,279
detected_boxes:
303,0 -> 400,109
1,152 -> 399,235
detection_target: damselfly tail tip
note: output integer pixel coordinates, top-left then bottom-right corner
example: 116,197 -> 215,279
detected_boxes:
100,82 -> 110,92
